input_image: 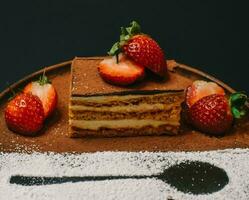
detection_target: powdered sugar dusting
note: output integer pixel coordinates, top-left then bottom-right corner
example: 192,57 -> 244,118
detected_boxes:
0,148 -> 248,200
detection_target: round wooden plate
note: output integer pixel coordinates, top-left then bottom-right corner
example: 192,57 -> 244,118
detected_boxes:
0,58 -> 248,153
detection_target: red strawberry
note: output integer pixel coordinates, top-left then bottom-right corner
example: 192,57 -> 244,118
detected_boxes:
23,73 -> 57,118
108,21 -> 167,77
122,35 -> 167,76
186,80 -> 225,108
188,94 -> 233,134
185,80 -> 248,134
98,53 -> 145,86
5,93 -> 45,135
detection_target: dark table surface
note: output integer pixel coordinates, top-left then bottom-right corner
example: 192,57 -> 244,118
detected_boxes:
0,0 -> 248,93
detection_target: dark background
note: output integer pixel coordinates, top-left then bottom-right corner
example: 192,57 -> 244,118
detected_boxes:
0,0 -> 248,92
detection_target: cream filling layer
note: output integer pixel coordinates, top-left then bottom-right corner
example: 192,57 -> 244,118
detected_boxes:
70,119 -> 179,130
71,92 -> 182,104
70,103 -> 176,113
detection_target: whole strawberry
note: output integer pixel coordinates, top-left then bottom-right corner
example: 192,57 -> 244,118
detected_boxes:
186,80 -> 248,135
23,72 -> 57,118
108,21 -> 167,77
188,94 -> 233,134
5,93 -> 45,135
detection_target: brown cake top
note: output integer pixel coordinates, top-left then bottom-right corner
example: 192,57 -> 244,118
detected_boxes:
71,57 -> 193,97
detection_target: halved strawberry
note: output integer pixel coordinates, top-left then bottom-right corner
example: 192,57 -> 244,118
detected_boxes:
98,53 -> 145,86
185,80 -> 225,108
108,21 -> 167,77
23,72 -> 57,118
5,93 -> 45,135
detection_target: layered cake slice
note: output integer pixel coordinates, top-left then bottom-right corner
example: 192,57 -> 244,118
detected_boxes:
69,57 -> 192,137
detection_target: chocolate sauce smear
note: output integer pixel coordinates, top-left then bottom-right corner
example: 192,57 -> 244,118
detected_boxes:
160,161 -> 229,194
10,161 -> 228,195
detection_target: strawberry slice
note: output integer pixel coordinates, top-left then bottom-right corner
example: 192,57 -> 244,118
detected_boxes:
5,93 -> 45,135
108,21 -> 167,77
186,80 -> 225,108
23,72 -> 57,118
98,54 -> 145,86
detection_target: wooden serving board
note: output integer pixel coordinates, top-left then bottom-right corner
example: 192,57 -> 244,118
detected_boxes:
0,58 -> 248,153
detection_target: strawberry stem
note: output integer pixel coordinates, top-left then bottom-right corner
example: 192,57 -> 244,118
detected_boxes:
229,92 -> 248,119
115,54 -> 119,64
108,21 -> 141,56
38,67 -> 51,86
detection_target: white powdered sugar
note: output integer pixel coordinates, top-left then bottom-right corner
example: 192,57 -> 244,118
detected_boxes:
0,148 -> 249,200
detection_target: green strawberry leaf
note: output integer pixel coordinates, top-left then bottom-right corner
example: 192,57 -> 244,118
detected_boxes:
108,42 -> 120,56
229,92 -> 249,119
128,21 -> 141,35
120,27 -> 127,41
107,20 -> 142,60
232,107 -> 242,119
38,68 -> 51,86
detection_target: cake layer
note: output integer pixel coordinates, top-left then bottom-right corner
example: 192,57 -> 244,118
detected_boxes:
70,123 -> 179,137
70,103 -> 174,113
70,108 -> 180,120
71,57 -> 192,97
71,91 -> 183,107
70,119 -> 179,130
